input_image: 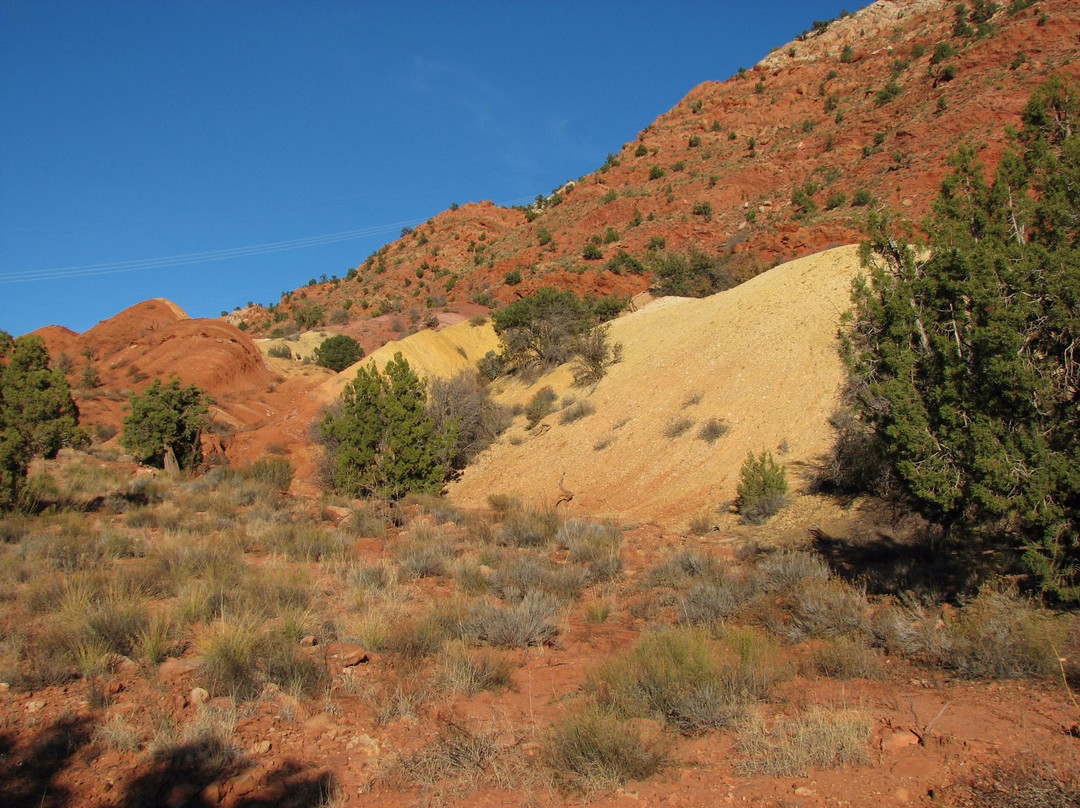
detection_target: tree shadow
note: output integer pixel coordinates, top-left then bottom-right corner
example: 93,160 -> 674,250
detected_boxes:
115,751 -> 336,808
0,713 -> 93,808
809,525 -> 966,600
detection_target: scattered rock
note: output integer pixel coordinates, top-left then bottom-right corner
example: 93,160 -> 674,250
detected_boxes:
189,687 -> 210,706
326,642 -> 370,668
882,729 -> 919,753
159,658 -> 197,681
249,739 -> 272,756
25,700 -> 45,713
228,771 -> 260,798
299,635 -> 317,647
200,781 -> 223,804
303,713 -> 337,734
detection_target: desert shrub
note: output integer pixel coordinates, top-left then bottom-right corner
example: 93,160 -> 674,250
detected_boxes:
809,636 -> 881,679
605,250 -> 644,275
650,248 -> 741,297
427,371 -> 512,473
648,550 -> 722,589
784,577 -> 869,642
851,188 -> 873,206
497,505 -> 560,548
737,707 -> 870,776
928,584 -> 1067,678
582,242 -> 603,260
476,350 -> 505,381
488,555 -> 588,603
817,404 -> 894,496
662,417 -> 694,439
78,587 -> 151,658
696,417 -> 729,443
542,706 -> 668,790
318,353 -> 454,500
754,550 -> 830,592
678,572 -> 761,625
313,334 -> 364,372
386,604 -> 468,659
436,640 -> 515,694
559,519 -> 622,580
236,457 -> 294,490
963,753 -> 1080,808
1,334 -> 83,510
266,343 -> 292,360
465,591 -> 560,648
826,191 -> 848,210
589,628 -> 772,733
148,704 -> 244,771
196,613 -> 267,700
120,377 -> 210,471
559,399 -> 596,424
524,386 -> 558,428
262,521 -> 345,562
492,288 -> 594,370
570,325 -> 623,387
737,451 -> 788,524
388,722 -> 500,789
396,538 -> 456,580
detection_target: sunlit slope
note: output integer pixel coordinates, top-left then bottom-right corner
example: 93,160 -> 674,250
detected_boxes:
447,245 -> 862,525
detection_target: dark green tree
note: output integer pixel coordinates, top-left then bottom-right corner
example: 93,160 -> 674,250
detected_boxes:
844,76 -> 1080,601
492,287 -> 594,369
0,333 -> 83,510
313,334 -> 364,372
318,353 -> 455,499
120,377 -> 211,470
649,248 -> 743,297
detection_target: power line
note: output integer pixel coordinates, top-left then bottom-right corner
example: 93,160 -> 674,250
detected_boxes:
0,195 -> 538,285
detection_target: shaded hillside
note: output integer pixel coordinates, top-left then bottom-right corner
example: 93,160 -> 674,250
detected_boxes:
234,0 -> 1079,341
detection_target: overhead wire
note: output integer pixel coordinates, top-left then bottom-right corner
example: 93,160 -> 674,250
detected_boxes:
1,194 -> 539,285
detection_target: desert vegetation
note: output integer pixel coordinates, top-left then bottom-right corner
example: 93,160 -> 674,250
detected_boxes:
4,8 -> 1080,808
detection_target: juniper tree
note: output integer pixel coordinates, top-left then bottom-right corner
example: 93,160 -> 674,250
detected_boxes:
844,76 -> 1080,601
0,333 -> 83,509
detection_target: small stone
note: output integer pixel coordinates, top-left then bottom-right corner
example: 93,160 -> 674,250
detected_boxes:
25,700 -> 45,713
326,642 -> 369,667
159,658 -> 197,681
303,713 -> 336,734
229,771 -> 259,797
200,781 -> 223,804
794,786 -> 814,796
189,687 -> 210,706
166,783 -> 200,808
893,787 -> 911,802
299,635 -> 317,647
250,740 -> 271,756
882,730 -> 919,753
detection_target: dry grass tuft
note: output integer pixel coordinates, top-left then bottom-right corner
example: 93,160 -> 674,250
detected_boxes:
737,707 -> 871,776
542,706 -> 668,791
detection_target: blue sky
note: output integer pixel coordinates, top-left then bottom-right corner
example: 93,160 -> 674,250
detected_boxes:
1,1 -> 857,336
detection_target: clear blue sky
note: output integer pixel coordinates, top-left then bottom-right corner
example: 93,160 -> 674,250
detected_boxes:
1,1 -> 857,336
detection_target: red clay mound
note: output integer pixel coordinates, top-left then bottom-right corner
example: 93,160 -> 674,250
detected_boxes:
39,300 -> 287,446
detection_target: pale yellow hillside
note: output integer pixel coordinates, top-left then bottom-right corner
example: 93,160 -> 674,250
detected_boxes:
310,319 -> 502,405
446,245 -> 862,526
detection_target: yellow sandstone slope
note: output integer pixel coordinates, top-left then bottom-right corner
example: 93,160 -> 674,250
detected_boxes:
447,244 -> 863,525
